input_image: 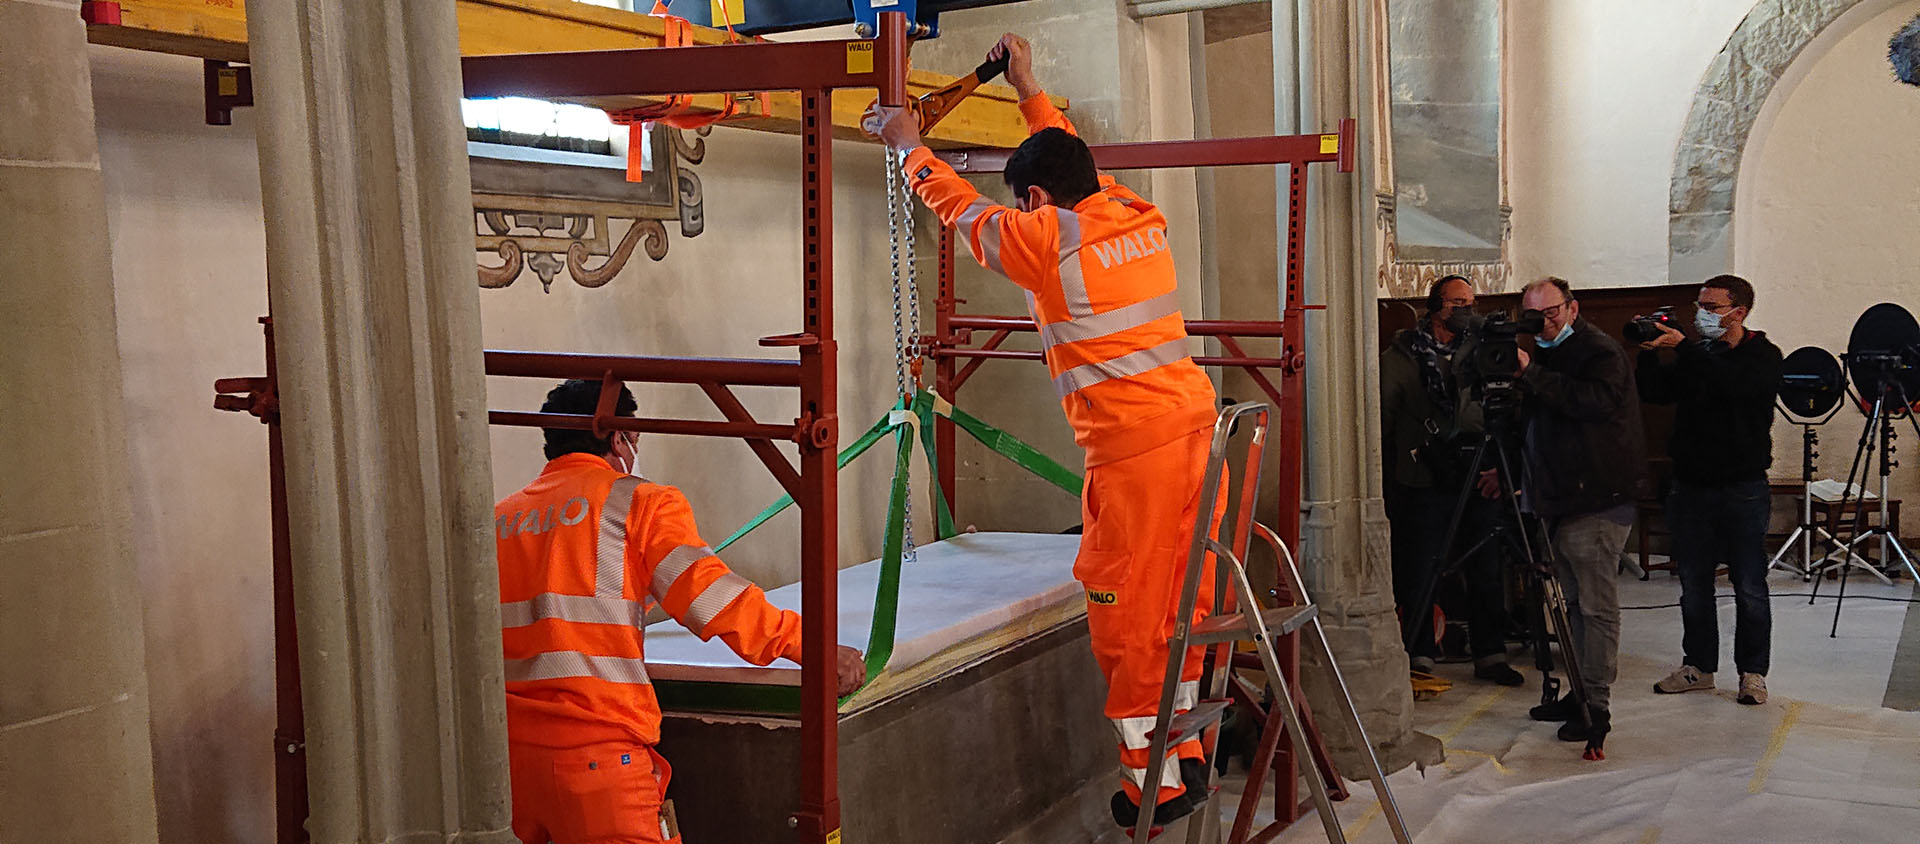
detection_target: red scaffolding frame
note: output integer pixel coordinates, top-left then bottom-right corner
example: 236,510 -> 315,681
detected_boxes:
220,17 -> 1358,841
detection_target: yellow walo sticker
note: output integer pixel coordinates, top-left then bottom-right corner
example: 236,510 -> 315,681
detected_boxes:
826,831 -> 842,844
846,42 -> 874,75
1087,589 -> 1119,606
1319,134 -> 1340,154
710,0 -> 744,26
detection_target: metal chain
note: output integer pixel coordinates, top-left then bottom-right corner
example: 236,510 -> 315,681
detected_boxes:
885,146 -> 916,563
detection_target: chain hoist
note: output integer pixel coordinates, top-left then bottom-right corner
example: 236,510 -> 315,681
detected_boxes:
885,146 -> 921,565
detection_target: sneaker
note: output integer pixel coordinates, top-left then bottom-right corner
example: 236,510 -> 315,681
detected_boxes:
1557,705 -> 1611,743
1110,788 -> 1196,829
1409,655 -> 1437,675
1473,661 -> 1525,687
1653,665 -> 1715,695
1529,693 -> 1580,722
1738,673 -> 1767,705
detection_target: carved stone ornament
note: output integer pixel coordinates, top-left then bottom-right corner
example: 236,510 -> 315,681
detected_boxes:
1376,192 -> 1513,297
474,127 -> 708,292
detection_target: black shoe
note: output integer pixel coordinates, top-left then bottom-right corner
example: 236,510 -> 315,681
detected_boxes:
1178,757 -> 1213,806
1529,693 -> 1579,722
1474,662 -> 1525,687
1110,788 -> 1197,829
1556,705 -> 1611,743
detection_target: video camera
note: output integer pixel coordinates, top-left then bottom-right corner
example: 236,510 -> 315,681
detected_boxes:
1622,307 -> 1680,345
1455,309 -> 1547,425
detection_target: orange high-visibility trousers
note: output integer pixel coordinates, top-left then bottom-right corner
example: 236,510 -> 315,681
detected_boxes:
509,740 -> 682,844
1076,426 -> 1219,805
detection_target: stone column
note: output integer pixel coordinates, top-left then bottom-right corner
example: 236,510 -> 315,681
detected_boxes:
1276,0 -> 1440,772
0,1 -> 162,839
244,2 -> 515,841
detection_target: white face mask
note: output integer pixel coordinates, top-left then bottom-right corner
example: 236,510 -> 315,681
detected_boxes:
1696,307 -> 1728,340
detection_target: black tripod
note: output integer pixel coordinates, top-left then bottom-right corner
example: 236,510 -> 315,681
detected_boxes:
1813,364 -> 1920,635
1399,423 -> 1606,758
1767,403 -> 1861,580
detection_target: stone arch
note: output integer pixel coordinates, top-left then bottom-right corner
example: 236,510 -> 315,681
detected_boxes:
1668,0 -> 1873,282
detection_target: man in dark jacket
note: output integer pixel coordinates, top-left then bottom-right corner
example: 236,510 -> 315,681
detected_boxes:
1512,277 -> 1644,743
1637,275 -> 1781,706
1381,276 -> 1522,686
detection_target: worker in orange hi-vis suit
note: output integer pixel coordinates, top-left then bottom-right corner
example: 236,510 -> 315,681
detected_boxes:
866,33 -> 1222,831
497,379 -> 869,844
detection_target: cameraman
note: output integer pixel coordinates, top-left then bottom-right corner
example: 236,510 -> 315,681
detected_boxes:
1512,277 -> 1644,744
1637,274 -> 1781,706
1381,276 -> 1523,686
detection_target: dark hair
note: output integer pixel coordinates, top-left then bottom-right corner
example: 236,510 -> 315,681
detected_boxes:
1427,274 -> 1471,313
1526,276 -> 1575,304
540,379 -> 637,460
1004,128 -> 1101,209
1702,273 -> 1755,311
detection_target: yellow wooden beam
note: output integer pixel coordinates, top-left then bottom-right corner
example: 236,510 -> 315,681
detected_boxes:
84,0 -> 1065,149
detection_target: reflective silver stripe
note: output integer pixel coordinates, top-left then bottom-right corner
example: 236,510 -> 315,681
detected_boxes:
501,593 -> 647,629
1123,762 -> 1184,789
595,476 -> 642,599
1053,208 -> 1093,318
650,544 -> 714,601
955,196 -> 996,228
1174,680 -> 1199,713
685,572 -> 754,636
504,651 -> 651,685
975,209 -> 1008,276
1052,337 -> 1192,396
1037,291 -> 1182,350
1113,716 -> 1157,751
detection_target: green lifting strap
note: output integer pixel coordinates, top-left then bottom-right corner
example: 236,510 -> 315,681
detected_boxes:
709,390 -> 1086,697
712,402 -> 902,553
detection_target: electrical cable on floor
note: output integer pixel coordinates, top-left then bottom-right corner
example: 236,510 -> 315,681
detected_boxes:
1620,590 -> 1920,610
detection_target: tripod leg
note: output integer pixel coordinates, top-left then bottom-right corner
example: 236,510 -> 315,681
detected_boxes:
1401,438 -> 1492,655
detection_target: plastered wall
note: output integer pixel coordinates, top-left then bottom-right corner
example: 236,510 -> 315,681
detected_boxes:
1506,0 -> 1755,289
92,46 -> 275,844
1735,1 -> 1920,516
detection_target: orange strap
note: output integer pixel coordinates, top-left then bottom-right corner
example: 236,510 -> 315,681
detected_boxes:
608,9 -> 767,181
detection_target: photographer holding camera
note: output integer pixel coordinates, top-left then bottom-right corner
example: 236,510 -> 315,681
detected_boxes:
1381,276 -> 1524,686
1511,277 -> 1645,743
1636,274 -> 1781,706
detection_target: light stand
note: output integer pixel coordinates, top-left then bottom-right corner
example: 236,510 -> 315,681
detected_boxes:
1814,367 -> 1920,635
1767,399 -> 1863,579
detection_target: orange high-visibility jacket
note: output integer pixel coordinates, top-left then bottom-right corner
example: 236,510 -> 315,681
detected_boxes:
904,95 -> 1216,466
496,453 -> 803,749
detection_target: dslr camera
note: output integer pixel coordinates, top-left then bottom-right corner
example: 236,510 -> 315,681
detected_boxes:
1622,306 -> 1679,345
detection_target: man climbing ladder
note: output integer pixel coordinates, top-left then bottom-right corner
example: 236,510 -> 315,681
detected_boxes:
867,33 -> 1222,829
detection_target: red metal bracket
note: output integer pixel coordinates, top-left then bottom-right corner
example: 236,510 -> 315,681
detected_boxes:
79,1 -> 121,26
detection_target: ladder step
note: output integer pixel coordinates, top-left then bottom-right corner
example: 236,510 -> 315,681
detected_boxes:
1189,604 -> 1316,645
1151,699 -> 1230,747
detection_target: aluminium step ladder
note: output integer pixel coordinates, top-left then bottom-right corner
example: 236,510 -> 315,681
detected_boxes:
1130,402 -> 1413,844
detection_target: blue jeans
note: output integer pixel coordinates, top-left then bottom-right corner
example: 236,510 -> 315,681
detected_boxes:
1667,479 -> 1772,676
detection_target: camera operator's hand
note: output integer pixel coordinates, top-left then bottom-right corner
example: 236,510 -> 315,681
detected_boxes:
1476,468 -> 1501,499
1515,347 -> 1531,373
1639,322 -> 1685,351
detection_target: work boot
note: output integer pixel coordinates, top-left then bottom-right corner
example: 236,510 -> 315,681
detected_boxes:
1737,673 -> 1768,705
1178,757 -> 1213,806
1110,787 -> 1196,829
1653,664 -> 1715,695
1529,692 -> 1580,722
1473,658 -> 1524,687
1409,655 -> 1437,675
1557,705 -> 1610,743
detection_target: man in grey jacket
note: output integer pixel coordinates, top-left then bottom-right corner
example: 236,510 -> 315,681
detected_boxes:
1512,277 -> 1645,745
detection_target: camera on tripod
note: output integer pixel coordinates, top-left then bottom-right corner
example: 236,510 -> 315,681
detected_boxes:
1622,306 -> 1680,345
1458,310 -> 1547,423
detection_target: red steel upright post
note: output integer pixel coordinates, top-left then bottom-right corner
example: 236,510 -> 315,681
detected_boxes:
934,224 -> 958,515
791,85 -> 841,844
264,321 -> 308,844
